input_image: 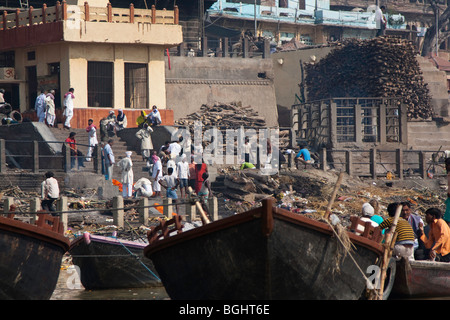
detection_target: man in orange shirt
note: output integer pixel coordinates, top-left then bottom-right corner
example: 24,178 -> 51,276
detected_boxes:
419,208 -> 450,262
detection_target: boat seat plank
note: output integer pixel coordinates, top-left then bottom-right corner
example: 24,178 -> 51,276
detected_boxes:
349,216 -> 382,243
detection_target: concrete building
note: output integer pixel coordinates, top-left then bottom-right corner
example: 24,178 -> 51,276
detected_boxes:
0,0 -> 183,127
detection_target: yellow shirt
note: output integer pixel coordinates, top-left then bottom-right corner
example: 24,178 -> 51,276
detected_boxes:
420,219 -> 450,256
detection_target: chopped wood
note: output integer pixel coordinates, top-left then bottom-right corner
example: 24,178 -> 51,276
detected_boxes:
303,37 -> 433,120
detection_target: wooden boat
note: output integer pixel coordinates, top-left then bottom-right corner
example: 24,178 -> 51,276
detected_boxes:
144,198 -> 387,300
391,258 -> 450,298
69,232 -> 161,290
0,211 -> 70,300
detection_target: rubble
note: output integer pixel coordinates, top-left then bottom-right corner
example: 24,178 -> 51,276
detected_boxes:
1,166 -> 448,237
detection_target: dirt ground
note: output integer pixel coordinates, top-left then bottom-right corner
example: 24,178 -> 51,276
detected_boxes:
1,165 -> 447,239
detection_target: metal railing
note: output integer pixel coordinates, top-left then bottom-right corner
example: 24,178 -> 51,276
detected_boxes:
0,139 -> 101,174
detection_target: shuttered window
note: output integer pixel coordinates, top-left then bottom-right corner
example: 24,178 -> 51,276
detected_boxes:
87,61 -> 113,108
125,63 -> 148,109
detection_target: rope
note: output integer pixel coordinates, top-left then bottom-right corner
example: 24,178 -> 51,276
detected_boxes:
116,238 -> 161,281
323,219 -> 383,300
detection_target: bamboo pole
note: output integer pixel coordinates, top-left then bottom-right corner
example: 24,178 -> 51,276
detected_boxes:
376,204 -> 402,300
324,171 -> 344,219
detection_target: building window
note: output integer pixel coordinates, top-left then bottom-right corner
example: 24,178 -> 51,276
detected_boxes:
279,0 -> 288,8
27,51 -> 35,61
299,0 -> 305,9
125,63 -> 148,109
0,51 -> 15,68
87,61 -> 113,108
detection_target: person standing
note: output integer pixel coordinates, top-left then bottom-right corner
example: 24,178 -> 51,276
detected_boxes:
198,172 -> 212,214
117,151 -> 134,198
135,123 -> 154,161
168,138 -> 182,160
41,171 -> 59,214
419,208 -> 450,262
85,119 -> 98,162
375,5 -> 387,37
65,132 -> 85,170
177,154 -> 190,198
103,139 -> 115,182
195,161 -> 208,194
159,167 -> 180,213
35,90 -> 46,123
63,88 -> 75,129
151,151 -> 163,197
45,90 -> 56,127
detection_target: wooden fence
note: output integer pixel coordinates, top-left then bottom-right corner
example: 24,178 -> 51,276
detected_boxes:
286,147 -> 447,180
1,1 -> 178,30
2,194 -> 219,232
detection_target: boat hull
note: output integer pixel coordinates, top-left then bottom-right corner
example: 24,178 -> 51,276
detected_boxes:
392,259 -> 450,298
0,216 -> 69,300
70,233 -> 161,290
145,204 -> 383,300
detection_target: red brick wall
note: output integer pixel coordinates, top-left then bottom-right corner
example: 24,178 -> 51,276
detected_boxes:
21,107 -> 174,128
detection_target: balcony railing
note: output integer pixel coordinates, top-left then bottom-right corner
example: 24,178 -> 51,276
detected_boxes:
1,1 -> 179,31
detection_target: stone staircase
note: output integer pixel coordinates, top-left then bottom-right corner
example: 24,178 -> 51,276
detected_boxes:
416,55 -> 450,117
48,127 -> 151,182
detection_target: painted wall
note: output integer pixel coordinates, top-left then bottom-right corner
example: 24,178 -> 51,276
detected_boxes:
165,56 -> 279,127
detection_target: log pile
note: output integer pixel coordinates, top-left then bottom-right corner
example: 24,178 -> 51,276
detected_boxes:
303,37 -> 433,120
175,102 -> 266,128
174,102 -> 291,150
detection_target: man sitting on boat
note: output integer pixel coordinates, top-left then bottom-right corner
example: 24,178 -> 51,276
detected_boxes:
379,203 -> 416,261
419,208 -> 450,262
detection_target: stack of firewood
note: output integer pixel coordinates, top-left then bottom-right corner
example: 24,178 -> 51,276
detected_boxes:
175,102 -> 266,128
175,102 -> 292,151
303,37 -> 433,120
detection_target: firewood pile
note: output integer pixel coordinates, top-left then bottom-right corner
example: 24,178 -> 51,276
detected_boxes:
175,102 -> 291,150
303,37 -> 433,120
175,102 -> 266,128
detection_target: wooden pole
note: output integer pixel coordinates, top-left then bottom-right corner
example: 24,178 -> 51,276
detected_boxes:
324,171 -> 344,219
376,204 -> 402,300
188,186 -> 210,224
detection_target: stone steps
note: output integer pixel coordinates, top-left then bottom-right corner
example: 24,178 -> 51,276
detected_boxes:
48,127 -> 151,182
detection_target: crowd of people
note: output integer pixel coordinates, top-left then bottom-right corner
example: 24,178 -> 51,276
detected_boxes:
35,103 -> 450,263
57,104 -> 212,215
355,198 -> 450,263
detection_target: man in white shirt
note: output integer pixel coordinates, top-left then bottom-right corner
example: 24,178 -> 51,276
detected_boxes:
159,167 -> 180,213
151,152 -> 163,197
103,139 -> 115,182
35,91 -> 46,123
117,151 -> 134,198
63,88 -> 75,129
41,171 -> 59,214
168,138 -> 182,160
177,154 -> 190,198
375,5 -> 387,37
86,119 -> 98,161
149,105 -> 162,126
